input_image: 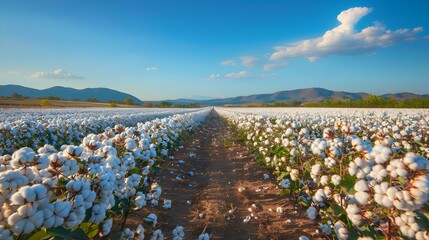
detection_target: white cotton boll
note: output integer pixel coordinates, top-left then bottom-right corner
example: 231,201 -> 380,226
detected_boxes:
0,226 -> 13,240
320,223 -> 331,234
332,175 -> 341,186
276,207 -> 284,214
334,221 -> 349,240
263,173 -> 270,179
320,175 -> 329,186
136,224 -> 145,240
324,157 -> 336,168
151,229 -> 163,240
371,144 -> 392,164
198,233 -> 210,240
134,192 -> 147,209
11,147 -> 36,169
299,236 -> 309,240
355,191 -> 370,205
122,228 -> 135,240
173,226 -> 185,240
281,179 -> 290,188
354,180 -> 369,192
346,204 -> 362,226
313,189 -> 326,203
89,204 -> 107,224
145,213 -> 158,226
306,206 -> 317,220
163,199 -> 172,209
99,219 -> 113,237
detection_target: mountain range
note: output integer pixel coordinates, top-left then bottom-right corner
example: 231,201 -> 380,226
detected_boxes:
0,84 -> 428,106
0,84 -> 142,104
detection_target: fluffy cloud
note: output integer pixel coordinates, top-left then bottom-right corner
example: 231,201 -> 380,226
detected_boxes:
240,56 -> 259,67
31,69 -> 85,80
145,67 -> 159,71
208,70 -> 251,80
220,60 -> 237,66
270,7 -> 423,61
263,61 -> 288,70
8,71 -> 20,75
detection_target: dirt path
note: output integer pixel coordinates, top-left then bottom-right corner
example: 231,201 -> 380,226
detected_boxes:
154,110 -> 320,239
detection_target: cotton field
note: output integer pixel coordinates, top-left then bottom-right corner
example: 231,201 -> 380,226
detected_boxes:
0,108 -> 211,239
217,107 -> 429,239
0,108 -> 202,154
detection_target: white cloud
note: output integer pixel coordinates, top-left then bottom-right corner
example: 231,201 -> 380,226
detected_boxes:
208,71 -> 252,80
270,7 -> 423,61
31,69 -> 85,80
240,56 -> 259,67
423,35 -> 429,39
146,66 -> 159,71
263,61 -> 288,70
8,71 -> 20,75
220,60 -> 237,66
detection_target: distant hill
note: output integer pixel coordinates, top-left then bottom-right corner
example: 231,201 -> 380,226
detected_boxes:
381,92 -> 429,99
163,88 -> 428,106
0,84 -> 143,104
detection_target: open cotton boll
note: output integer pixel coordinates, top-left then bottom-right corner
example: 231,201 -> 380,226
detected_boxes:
145,213 -> 158,226
11,147 -> 36,169
136,224 -> 145,240
334,221 -> 349,240
306,206 -> 317,220
172,226 -> 185,240
299,236 -> 309,240
198,233 -> 210,240
151,229 -> 164,240
99,219 -> 113,237
346,204 -> 363,226
163,199 -> 172,209
122,228 -> 134,240
331,175 -> 341,186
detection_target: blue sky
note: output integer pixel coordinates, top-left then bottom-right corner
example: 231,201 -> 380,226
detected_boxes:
1,0 -> 428,100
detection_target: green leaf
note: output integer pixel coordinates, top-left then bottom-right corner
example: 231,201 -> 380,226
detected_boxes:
58,179 -> 69,187
397,176 -> 406,186
128,167 -> 140,175
279,188 -> 291,196
330,204 -> 344,216
415,210 -> 429,231
47,226 -> 72,238
28,229 -> 49,240
79,222 -> 99,238
340,174 -> 356,195
70,228 -> 89,240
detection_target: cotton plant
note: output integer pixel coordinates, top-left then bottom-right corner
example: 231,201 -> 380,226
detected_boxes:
217,107 -> 429,239
0,108 -> 211,239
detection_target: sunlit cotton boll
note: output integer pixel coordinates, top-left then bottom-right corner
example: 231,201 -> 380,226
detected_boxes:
99,219 -> 113,237
334,221 -> 349,240
346,204 -> 363,226
122,228 -> 134,240
331,175 -> 341,186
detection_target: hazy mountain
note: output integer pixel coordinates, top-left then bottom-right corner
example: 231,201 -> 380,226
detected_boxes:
164,88 -> 428,106
381,92 -> 429,99
0,84 -> 143,104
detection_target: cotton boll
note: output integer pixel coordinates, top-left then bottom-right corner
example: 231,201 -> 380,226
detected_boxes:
198,233 -> 210,240
346,204 -> 363,226
135,224 -> 145,240
319,223 -> 331,234
145,213 -> 158,226
122,228 -> 134,240
99,219 -> 113,237
151,229 -> 164,240
331,175 -> 341,186
163,199 -> 172,209
306,206 -> 317,220
173,226 -> 185,240
0,226 -> 13,240
320,175 -> 329,186
334,221 -> 349,240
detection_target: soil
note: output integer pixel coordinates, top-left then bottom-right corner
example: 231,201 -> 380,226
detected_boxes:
131,110 -> 322,239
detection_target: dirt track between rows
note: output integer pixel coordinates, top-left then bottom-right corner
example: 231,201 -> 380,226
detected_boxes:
149,110 -> 320,239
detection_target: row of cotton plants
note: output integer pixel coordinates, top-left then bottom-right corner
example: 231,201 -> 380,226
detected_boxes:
217,107 -> 429,240
0,107 -> 202,154
0,108 -> 211,239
